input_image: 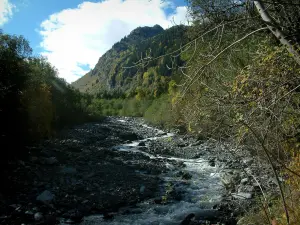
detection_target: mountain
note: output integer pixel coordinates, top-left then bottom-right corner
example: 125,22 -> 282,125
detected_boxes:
72,24 -> 188,95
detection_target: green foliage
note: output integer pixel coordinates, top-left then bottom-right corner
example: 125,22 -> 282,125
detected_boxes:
88,98 -> 123,116
168,80 -> 177,95
144,94 -> 174,127
0,31 -> 97,160
121,98 -> 153,117
0,32 -> 32,157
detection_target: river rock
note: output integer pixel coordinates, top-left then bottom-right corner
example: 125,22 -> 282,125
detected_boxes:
9,204 -> 21,210
190,140 -> 202,146
178,143 -> 188,147
36,190 -> 55,203
177,161 -> 186,168
240,178 -> 249,185
25,210 -> 34,216
192,153 -> 202,159
238,185 -> 255,193
139,185 -> 145,194
220,170 -> 241,190
243,158 -> 254,165
34,212 -> 44,221
232,192 -> 252,199
65,219 -> 77,224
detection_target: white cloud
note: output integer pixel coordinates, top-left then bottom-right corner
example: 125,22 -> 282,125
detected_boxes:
39,0 -> 190,83
168,6 -> 190,26
0,0 -> 15,26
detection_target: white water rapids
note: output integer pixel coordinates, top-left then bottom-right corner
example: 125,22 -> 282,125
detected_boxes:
81,122 -> 224,225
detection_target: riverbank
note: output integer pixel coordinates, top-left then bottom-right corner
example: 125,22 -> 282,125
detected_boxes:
0,117 -> 273,224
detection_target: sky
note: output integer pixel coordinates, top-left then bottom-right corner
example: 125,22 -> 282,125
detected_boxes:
0,0 -> 189,83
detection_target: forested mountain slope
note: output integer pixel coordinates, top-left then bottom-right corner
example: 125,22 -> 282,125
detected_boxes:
72,25 -> 188,95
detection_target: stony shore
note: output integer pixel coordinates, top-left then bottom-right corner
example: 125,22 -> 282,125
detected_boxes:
0,117 -> 274,225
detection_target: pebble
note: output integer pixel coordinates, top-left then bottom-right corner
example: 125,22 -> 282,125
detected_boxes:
34,212 -> 44,221
240,178 -> 249,185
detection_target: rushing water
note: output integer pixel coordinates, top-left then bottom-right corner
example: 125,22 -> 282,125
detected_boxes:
81,122 -> 224,225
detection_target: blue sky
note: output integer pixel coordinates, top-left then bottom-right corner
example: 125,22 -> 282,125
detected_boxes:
1,0 -> 189,82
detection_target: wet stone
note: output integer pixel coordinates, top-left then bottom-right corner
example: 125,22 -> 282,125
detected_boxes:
36,190 -> 55,203
34,212 -> 43,221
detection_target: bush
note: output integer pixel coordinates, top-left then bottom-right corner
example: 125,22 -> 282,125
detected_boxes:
144,94 -> 174,127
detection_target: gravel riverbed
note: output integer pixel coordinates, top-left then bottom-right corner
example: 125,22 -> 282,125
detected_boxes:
0,117 -> 274,225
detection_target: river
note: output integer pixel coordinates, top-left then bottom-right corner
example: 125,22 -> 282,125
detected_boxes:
80,118 -> 224,225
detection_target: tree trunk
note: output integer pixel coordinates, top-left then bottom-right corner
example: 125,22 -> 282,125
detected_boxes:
254,0 -> 300,65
